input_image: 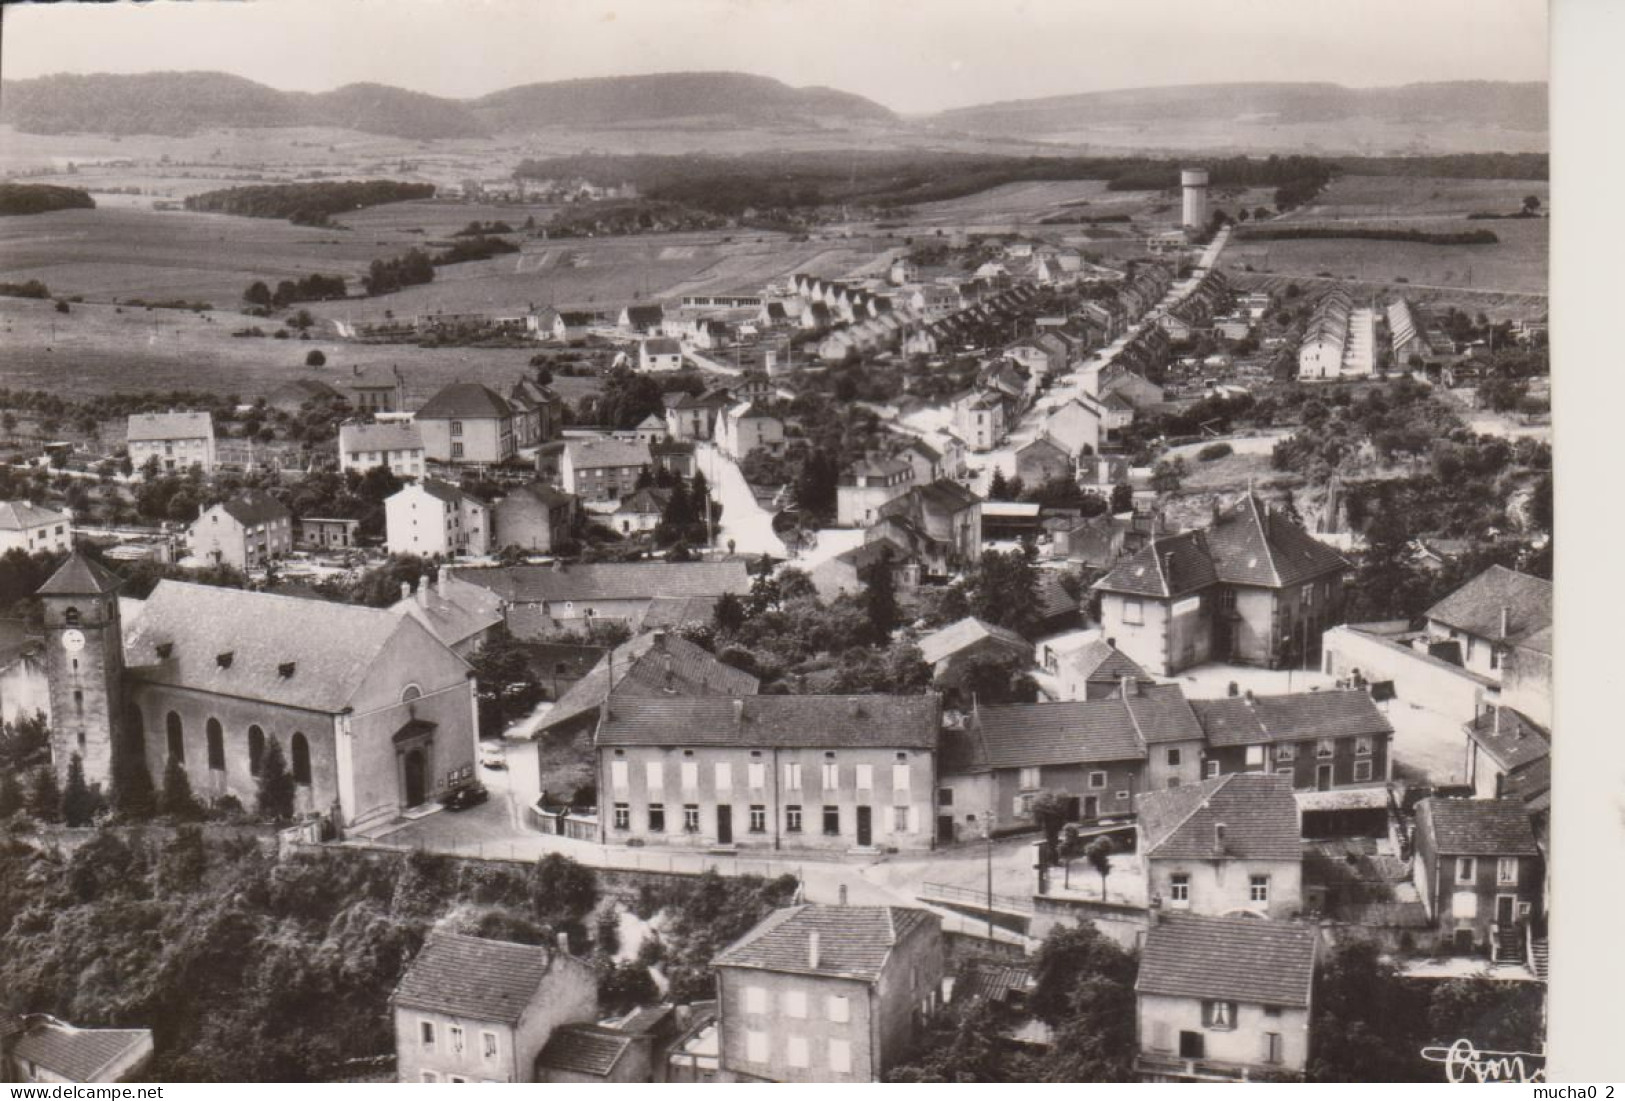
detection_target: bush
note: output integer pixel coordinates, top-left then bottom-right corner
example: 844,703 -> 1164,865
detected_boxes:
1197,442 -> 1234,462
305,349 -> 326,367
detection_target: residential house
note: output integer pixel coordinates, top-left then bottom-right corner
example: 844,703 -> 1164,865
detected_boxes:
391,567 -> 505,658
1499,625 -> 1551,728
1093,494 -> 1351,676
1096,363 -> 1165,410
415,383 -> 516,466
493,483 -> 576,554
869,481 -> 982,577
896,439 -> 942,485
836,457 -> 915,528
1135,913 -> 1317,1081
651,440 -> 698,480
1137,773 -> 1303,919
596,694 -> 941,853
712,905 -> 943,1083
1422,565 -> 1551,684
0,500 -> 71,556
560,437 -> 651,502
613,487 -> 670,536
127,411 -> 216,473
1044,396 -> 1107,458
385,480 -> 492,558
808,538 -> 919,604
639,338 -> 685,373
627,414 -> 667,445
619,304 -> 666,335
1410,797 -> 1543,957
266,378 -> 341,416
346,364 -> 408,415
1463,704 -> 1550,808
536,629 -> 759,740
1052,513 -> 1142,569
508,378 -> 565,449
1189,690 -> 1394,791
0,1014 -> 153,1083
393,931 -> 598,1083
952,390 -> 1007,452
1015,436 -> 1073,487
553,311 -> 597,342
188,490 -> 293,571
1056,640 -> 1151,701
665,389 -> 734,442
1076,455 -> 1135,497
338,421 -> 426,478
917,616 -> 1034,688
717,402 -> 785,460
536,1007 -> 685,1083
456,560 -> 752,638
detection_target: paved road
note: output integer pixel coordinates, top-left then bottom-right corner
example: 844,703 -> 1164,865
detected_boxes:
695,442 -> 788,558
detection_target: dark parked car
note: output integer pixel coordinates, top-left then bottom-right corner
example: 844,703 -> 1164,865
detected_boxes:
440,783 -> 489,812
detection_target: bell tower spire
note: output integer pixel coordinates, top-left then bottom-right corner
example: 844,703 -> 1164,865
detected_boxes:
36,552 -> 127,794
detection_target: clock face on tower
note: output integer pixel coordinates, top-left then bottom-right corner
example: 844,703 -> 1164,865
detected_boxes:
61,629 -> 86,653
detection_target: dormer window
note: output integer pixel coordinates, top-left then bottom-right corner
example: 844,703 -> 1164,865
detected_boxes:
156,642 -> 174,660
216,652 -> 234,669
278,661 -> 297,678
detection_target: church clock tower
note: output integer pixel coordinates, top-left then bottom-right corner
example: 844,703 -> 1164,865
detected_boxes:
36,552 -> 127,792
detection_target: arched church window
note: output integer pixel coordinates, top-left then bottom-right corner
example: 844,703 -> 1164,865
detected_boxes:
206,718 -> 225,771
291,732 -> 311,786
166,712 -> 185,763
248,726 -> 266,777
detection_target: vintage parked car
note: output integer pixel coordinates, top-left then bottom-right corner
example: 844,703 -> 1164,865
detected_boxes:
480,742 -> 507,770
440,783 -> 489,812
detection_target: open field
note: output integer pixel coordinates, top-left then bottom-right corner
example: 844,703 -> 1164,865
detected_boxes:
0,295 -> 602,405
1283,175 -> 1550,221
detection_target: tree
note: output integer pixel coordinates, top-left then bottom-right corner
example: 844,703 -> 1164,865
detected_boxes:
955,650 -> 1039,706
1024,922 -> 1139,1081
1086,835 -> 1115,899
0,769 -> 22,818
160,755 -> 202,820
713,591 -> 747,634
530,852 -> 598,929
61,753 -> 98,826
305,349 -> 326,367
1307,939 -> 1431,1082
1149,457 -> 1186,493
1029,790 -> 1071,865
859,546 -> 900,644
1521,194 -> 1541,215
887,998 -> 1019,1082
988,467 -> 1012,500
27,765 -> 62,823
243,281 -> 273,309
967,548 -> 1041,636
1109,482 -> 1134,514
257,737 -> 295,820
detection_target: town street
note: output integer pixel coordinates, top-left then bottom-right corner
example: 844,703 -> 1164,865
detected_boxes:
694,440 -> 788,557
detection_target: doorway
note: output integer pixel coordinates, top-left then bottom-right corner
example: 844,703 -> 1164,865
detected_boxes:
717,805 -> 733,845
937,815 -> 955,844
404,749 -> 427,808
1179,1031 -> 1205,1060
857,805 -> 873,847
1495,894 -> 1517,925
1083,795 -> 1099,821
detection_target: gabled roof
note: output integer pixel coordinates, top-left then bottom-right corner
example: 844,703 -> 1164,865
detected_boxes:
900,438 -> 941,462
392,576 -> 504,650
970,697 -> 1145,769
539,630 -> 759,734
597,693 -> 941,750
1415,797 -> 1541,856
641,337 -> 682,356
340,421 -> 424,452
125,580 -> 448,713
1464,706 -> 1550,772
392,932 -> 560,1025
455,561 -> 750,604
918,616 -> 1033,667
614,486 -> 671,515
408,478 -> 484,508
0,499 -> 68,531
624,304 -> 665,325
1424,565 -> 1551,645
416,382 -> 512,420
126,410 -> 213,442
269,378 -> 342,402
1137,772 -> 1301,862
565,436 -> 652,471
1065,639 -> 1148,685
536,1024 -> 636,1077
713,905 -> 937,983
1137,913 -> 1317,1008
9,1019 -> 152,1083
36,552 -> 122,597
1191,689 -> 1393,748
215,490 -> 290,527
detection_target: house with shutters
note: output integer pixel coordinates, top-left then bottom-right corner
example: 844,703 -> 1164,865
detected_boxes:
0,500 -> 72,557
385,480 -> 492,558
1135,913 -> 1317,1081
392,931 -> 598,1083
595,694 -> 941,854
126,410 -> 216,474
952,389 -> 1007,452
638,337 -> 685,373
1187,689 -> 1393,792
836,456 -> 915,528
1093,494 -> 1351,676
1421,565 -> 1550,685
560,437 -> 651,502
869,480 -> 982,578
415,383 -> 516,466
338,421 -> 427,478
187,490 -> 293,572
1136,772 -> 1303,920
1410,797 -> 1543,959
711,905 -> 943,1083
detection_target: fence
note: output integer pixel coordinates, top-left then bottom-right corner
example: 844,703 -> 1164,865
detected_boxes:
919,880 -> 1035,915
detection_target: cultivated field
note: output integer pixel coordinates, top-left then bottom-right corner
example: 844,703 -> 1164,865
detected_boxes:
0,295 -> 601,405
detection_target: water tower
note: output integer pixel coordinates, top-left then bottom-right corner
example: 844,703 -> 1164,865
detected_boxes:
1181,168 -> 1210,230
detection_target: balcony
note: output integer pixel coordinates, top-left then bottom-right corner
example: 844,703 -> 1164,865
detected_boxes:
1134,1052 -> 1296,1083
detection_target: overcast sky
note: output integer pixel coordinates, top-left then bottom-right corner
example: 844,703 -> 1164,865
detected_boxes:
2,0 -> 1548,115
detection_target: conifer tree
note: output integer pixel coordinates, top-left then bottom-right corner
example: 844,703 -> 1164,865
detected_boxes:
27,766 -> 61,823
62,753 -> 97,826
0,770 -> 23,819
257,737 -> 296,820
160,755 -> 202,821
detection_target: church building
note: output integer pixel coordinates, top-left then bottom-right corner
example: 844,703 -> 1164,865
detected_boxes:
36,553 -> 479,835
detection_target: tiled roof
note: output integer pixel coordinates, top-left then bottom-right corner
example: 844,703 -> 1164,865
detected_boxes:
9,1020 -> 151,1083
614,487 -> 671,515
455,561 -> 750,604
918,616 -> 1033,667
1137,773 -> 1301,862
1128,683 -> 1206,745
1137,913 -> 1317,1008
955,962 -> 1034,1005
340,421 -> 424,452
845,456 -> 913,480
216,490 -> 290,527
0,499 -> 68,531
884,479 -> 979,521
1415,797 -> 1541,856
393,576 -> 505,649
535,1024 -> 635,1077
501,482 -> 576,509
1191,689 -> 1393,748
1064,639 -> 1148,684
393,932 -> 560,1024
1094,530 -> 1215,598
971,697 -> 1145,770
566,436 -> 652,471
539,631 -> 759,734
125,580 -> 436,713
634,595 -> 723,632
412,479 -> 483,508
37,552 -> 122,596
270,379 -> 341,402
713,905 -> 937,982
642,337 -> 682,356
597,693 -> 941,750
624,305 -> 665,325
1424,565 -> 1551,645
1501,756 -> 1550,812
416,382 -> 513,420
126,410 -> 212,442
1465,706 -> 1549,771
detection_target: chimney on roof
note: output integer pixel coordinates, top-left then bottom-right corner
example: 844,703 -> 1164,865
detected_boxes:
1214,822 -> 1228,853
418,576 -> 430,608
808,931 -> 821,969
1494,707 -> 1502,736
1500,605 -> 1511,639
437,564 -> 449,599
